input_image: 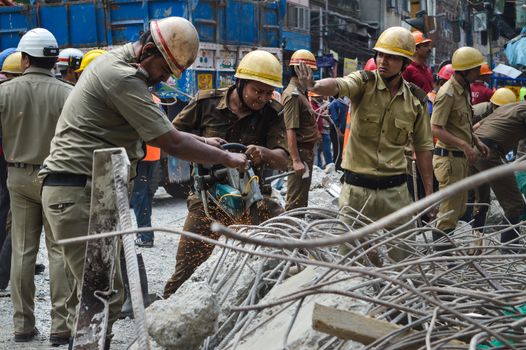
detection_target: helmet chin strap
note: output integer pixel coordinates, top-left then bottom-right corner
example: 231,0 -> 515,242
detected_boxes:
382,71 -> 401,83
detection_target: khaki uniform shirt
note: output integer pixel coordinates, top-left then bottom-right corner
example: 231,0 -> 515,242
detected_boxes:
173,86 -> 288,152
0,67 -> 72,164
282,78 -> 320,146
431,76 -> 473,150
335,70 -> 433,176
42,43 -> 174,178
475,101 -> 526,154
472,101 -> 493,125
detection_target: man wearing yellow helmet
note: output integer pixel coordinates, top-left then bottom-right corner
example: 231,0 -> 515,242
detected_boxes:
471,101 -> 526,248
283,49 -> 320,210
74,49 -> 106,76
472,87 -> 516,128
431,46 -> 490,251
40,17 -> 248,346
163,49 -> 289,298
1,52 -> 24,79
296,26 -> 434,261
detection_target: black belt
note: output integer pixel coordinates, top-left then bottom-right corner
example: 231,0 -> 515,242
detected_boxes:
7,162 -> 42,169
479,138 -> 504,154
434,148 -> 465,158
343,171 -> 406,190
43,173 -> 88,187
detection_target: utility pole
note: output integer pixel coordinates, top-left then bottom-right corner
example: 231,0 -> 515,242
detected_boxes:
319,6 -> 323,79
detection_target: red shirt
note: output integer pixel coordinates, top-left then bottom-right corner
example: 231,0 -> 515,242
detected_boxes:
470,81 -> 493,104
402,62 -> 434,93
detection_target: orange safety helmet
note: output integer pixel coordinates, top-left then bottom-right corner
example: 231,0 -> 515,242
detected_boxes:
480,63 -> 493,75
437,64 -> 454,81
412,31 -> 432,46
364,58 -> 377,71
289,49 -> 317,70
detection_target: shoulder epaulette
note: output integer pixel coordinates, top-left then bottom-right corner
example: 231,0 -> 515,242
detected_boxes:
195,88 -> 227,101
407,82 -> 428,105
268,99 -> 284,115
291,88 -> 300,96
56,78 -> 75,86
358,70 -> 375,82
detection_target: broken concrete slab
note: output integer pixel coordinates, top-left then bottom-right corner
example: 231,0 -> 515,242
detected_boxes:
223,266 -> 367,350
146,281 -> 219,350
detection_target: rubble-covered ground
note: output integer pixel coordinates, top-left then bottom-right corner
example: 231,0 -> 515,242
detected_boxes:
0,165 -> 342,349
3,164 -> 520,350
0,188 -> 185,350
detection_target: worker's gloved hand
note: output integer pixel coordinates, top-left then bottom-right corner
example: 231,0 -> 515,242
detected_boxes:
222,152 -> 249,171
245,145 -> 267,166
294,62 -> 315,91
204,137 -> 226,148
292,159 -> 306,176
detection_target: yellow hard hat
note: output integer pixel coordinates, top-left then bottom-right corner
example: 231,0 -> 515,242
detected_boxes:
290,49 -> 317,70
451,47 -> 485,71
150,17 -> 200,79
235,50 -> 282,88
1,52 -> 23,74
75,49 -> 107,73
490,88 -> 516,106
373,26 -> 415,61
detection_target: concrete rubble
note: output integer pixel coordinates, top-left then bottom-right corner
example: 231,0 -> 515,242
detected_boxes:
143,164 -> 525,350
146,281 -> 219,350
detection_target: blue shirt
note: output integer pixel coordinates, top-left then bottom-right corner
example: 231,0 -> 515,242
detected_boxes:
328,98 -> 348,133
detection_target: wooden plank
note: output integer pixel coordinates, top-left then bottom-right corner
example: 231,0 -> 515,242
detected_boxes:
312,303 -> 465,349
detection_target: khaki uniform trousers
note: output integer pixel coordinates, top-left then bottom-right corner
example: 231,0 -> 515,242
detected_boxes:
285,148 -> 314,211
433,154 -> 469,231
163,194 -> 283,298
338,182 -> 413,261
41,181 -> 124,335
7,166 -> 72,334
472,148 -> 524,221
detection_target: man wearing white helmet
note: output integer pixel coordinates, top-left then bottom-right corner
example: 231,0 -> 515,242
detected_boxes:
40,16 -> 247,346
0,28 -> 73,345
56,48 -> 83,84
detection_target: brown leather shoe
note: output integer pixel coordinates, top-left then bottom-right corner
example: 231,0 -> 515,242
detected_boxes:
14,327 -> 39,342
50,331 -> 71,346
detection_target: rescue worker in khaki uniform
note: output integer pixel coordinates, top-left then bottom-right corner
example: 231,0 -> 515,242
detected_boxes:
472,102 -> 526,245
431,47 -> 490,249
283,49 -> 320,210
472,87 -> 516,128
296,27 -> 435,260
0,28 -> 74,345
40,17 -> 247,347
163,50 -> 289,298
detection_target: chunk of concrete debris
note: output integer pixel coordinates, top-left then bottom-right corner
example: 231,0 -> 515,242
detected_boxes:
146,281 -> 219,350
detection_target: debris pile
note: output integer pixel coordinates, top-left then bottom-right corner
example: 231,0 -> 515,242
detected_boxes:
147,205 -> 526,349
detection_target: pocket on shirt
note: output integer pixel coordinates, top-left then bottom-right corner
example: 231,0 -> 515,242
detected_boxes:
357,114 -> 380,137
387,117 -> 413,145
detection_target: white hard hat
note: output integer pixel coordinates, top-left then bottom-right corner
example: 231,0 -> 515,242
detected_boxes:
57,48 -> 84,69
16,28 -> 59,58
150,17 -> 199,78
